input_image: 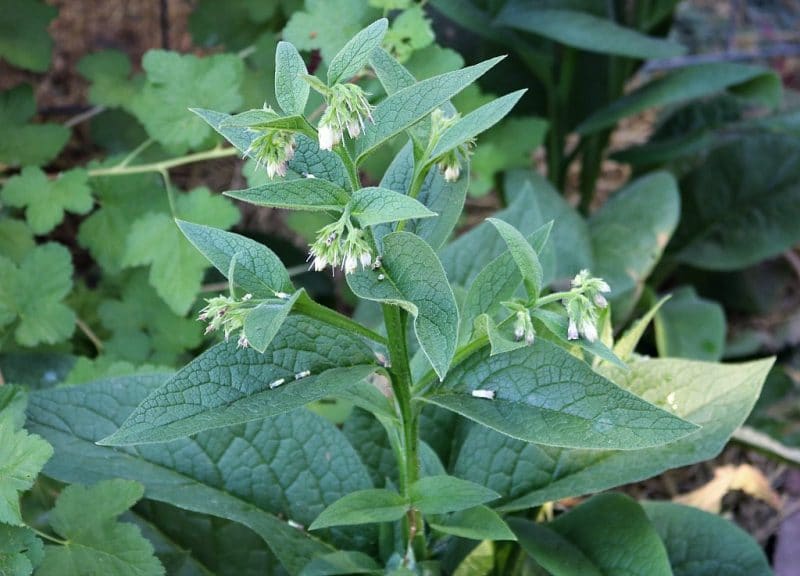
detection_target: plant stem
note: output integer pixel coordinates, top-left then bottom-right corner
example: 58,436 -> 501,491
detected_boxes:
294,297 -> 387,345
75,317 -> 103,353
381,304 -> 424,560
30,526 -> 67,545
87,146 -> 239,178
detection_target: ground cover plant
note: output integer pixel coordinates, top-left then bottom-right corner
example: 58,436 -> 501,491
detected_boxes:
1,1 -> 798,574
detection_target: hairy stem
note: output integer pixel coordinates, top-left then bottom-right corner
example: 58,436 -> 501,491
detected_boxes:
294,298 -> 387,345
87,146 -> 239,178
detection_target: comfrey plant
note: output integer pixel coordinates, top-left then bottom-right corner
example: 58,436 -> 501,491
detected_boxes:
21,20 -> 773,575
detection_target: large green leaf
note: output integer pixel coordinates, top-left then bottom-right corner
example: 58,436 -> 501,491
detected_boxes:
177,220 -> 292,299
451,357 -> 772,510
347,232 -> 458,380
642,501 -> 771,576
37,480 -> 164,576
282,0 -> 377,62
26,374 -> 376,573
378,141 -> 468,250
0,0 -> 57,72
511,494 -> 671,576
355,56 -> 504,160
655,287 -> 725,361
495,6 -> 684,59
579,63 -> 781,134
327,19 -> 388,85
275,41 -> 310,116
589,172 -> 679,318
671,134 -> 800,270
100,316 -> 377,445
423,340 -> 696,450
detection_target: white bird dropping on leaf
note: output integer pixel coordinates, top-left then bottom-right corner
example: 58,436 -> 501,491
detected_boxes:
471,389 -> 495,400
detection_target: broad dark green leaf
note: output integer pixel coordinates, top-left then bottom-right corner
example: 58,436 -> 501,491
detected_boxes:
423,339 -> 696,449
409,476 -> 499,514
495,7 -> 684,59
642,501 -> 771,576
655,287 -> 725,361
378,141 -> 468,250
100,316 -> 377,445
351,187 -> 435,227
347,232 -> 458,380
355,56 -> 505,160
511,493 -> 671,576
309,489 -> 407,529
671,135 -> 800,270
429,506 -> 516,541
27,374 -> 376,573
275,41 -> 310,116
451,357 -> 772,510
192,109 -> 350,188
579,63 -> 781,134
487,218 -> 543,299
300,551 -> 381,576
589,172 -> 679,319
225,177 -> 350,211
327,19 -> 388,85
177,220 -> 293,299
430,90 -> 527,158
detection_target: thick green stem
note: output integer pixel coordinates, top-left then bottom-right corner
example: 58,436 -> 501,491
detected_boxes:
382,304 -> 424,560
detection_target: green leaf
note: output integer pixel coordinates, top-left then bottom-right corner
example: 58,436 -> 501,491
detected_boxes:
284,0 -> 377,62
378,141 -> 468,250
347,232 -> 458,380
275,41 -> 310,115
487,218 -> 543,299
177,220 -> 292,298
131,51 -> 243,152
0,419 -> 53,525
0,218 -> 35,264
0,244 -> 75,347
511,493 -> 672,576
0,385 -> 28,429
2,167 -> 92,235
0,85 -> 69,167
355,56 -> 505,160
459,223 -> 552,343
424,339 -> 697,449
243,290 -> 302,352
98,271 -> 202,365
474,314 -> 527,357
0,0 -> 57,71
100,315 -> 377,445
310,489 -> 407,529
38,480 -> 164,576
495,7 -> 684,59
300,551 -> 381,576
78,173 -> 168,274
409,476 -> 499,514
431,90 -> 526,159
351,187 -> 435,227
328,19 -> 388,85
0,524 -> 44,576
642,501 -> 771,576
614,296 -> 670,361
383,6 -> 433,63
225,177 -> 350,211
27,374 -> 376,571
589,172 -> 679,319
579,63 -> 780,134
655,287 -> 725,361
671,134 -> 800,270
77,50 -> 140,109
124,187 -> 240,315
429,506 -> 515,541
452,357 -> 772,510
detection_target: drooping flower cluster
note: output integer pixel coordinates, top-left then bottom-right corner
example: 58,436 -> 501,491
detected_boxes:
307,214 -> 374,275
317,83 -> 374,150
562,270 -> 611,342
197,293 -> 253,347
513,309 -> 536,345
244,125 -> 296,179
429,109 -> 474,182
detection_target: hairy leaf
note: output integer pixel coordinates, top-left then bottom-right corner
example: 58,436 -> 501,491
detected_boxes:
350,187 -> 435,227
226,177 -> 349,211
655,287 -> 725,361
409,476 -> 499,514
310,490 -> 407,529
328,19 -> 388,85
275,41 -> 310,116
429,506 -> 515,541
